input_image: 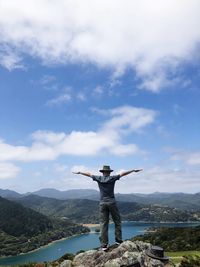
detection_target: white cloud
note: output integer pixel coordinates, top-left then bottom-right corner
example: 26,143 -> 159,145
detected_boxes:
0,162 -> 21,179
110,144 -> 139,156
71,165 -> 96,174
46,93 -> 72,106
0,105 -> 156,161
46,86 -> 88,106
139,74 -> 170,93
101,106 -> 156,135
0,1 -> 200,91
0,46 -> 23,70
77,92 -> 86,101
41,75 -> 57,85
93,86 -> 104,97
171,150 -> 200,165
33,171 -> 42,177
31,131 -> 66,144
51,164 -> 200,193
43,165 -> 99,190
54,163 -> 68,173
115,166 -> 200,193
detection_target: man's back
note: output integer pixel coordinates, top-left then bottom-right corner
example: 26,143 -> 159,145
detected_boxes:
92,175 -> 120,203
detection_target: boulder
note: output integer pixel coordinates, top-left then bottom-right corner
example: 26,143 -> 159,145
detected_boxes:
59,260 -> 73,267
60,241 -> 170,267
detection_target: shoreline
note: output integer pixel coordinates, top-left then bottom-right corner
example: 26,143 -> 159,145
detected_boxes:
0,231 -> 87,260
82,223 -> 100,228
83,220 -> 200,226
1,220 -> 199,260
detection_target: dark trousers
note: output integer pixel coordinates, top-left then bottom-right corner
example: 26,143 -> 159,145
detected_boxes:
99,202 -> 122,246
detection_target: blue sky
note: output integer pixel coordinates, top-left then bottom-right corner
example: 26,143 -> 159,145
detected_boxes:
0,0 -> 200,193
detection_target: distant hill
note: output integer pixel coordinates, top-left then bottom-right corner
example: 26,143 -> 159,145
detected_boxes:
15,194 -> 100,222
0,188 -> 22,199
28,189 -> 200,211
14,194 -> 199,223
30,188 -> 99,200
115,192 -> 200,211
2,187 -> 200,211
0,196 -> 89,257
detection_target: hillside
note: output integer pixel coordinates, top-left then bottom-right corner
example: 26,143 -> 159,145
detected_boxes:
2,187 -> 200,211
2,188 -> 200,211
0,188 -> 22,199
0,196 -> 53,237
14,194 -> 199,223
0,197 -> 89,257
116,192 -> 200,211
133,225 -> 200,252
31,188 -> 98,199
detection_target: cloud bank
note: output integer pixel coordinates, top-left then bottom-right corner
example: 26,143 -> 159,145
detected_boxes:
0,0 -> 200,91
171,150 -> 200,165
0,105 -> 156,163
0,162 -> 20,179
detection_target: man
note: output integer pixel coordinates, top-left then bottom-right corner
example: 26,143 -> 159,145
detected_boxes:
73,165 -> 142,250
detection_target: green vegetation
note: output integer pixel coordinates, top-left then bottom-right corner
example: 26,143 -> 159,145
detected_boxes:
179,255 -> 200,267
120,204 -> 197,222
134,228 -> 200,265
116,192 -> 200,211
14,195 -> 199,223
166,251 -> 200,265
0,196 -> 89,257
0,196 -> 53,237
133,226 -> 200,251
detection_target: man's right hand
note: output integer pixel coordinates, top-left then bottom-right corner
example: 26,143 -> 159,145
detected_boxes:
72,171 -> 92,177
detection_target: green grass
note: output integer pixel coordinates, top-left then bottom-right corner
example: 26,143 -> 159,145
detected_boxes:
166,250 -> 200,264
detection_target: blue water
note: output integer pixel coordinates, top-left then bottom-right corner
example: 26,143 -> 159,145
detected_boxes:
0,221 -> 199,266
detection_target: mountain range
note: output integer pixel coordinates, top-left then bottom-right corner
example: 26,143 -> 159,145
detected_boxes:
1,188 -> 200,211
13,194 -> 199,223
1,187 -> 200,257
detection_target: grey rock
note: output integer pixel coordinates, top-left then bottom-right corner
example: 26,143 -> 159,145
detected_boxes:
73,249 -> 104,267
59,259 -> 73,267
104,258 -> 121,267
59,241 -> 169,267
146,257 -> 165,267
121,251 -> 140,265
118,240 -> 139,252
134,240 -> 151,251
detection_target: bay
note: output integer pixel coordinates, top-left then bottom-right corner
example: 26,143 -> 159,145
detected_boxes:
0,221 -> 199,266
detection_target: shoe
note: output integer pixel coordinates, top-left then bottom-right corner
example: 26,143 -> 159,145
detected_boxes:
101,244 -> 108,251
115,239 -> 123,245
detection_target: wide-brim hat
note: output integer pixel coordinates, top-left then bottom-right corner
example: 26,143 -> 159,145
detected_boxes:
145,246 -> 169,261
99,165 -> 113,173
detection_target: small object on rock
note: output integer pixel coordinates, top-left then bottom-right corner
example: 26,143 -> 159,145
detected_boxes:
145,246 -> 169,262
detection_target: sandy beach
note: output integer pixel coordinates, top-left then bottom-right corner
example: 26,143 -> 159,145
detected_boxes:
82,223 -> 100,228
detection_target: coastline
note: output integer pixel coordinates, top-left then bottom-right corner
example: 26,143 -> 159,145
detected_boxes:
0,231 -> 87,260
83,220 -> 200,226
1,220 -> 199,260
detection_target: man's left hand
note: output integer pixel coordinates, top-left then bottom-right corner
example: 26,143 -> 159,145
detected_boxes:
134,169 -> 143,172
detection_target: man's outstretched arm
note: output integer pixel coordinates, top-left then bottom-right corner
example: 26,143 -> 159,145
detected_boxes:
72,171 -> 93,178
119,169 -> 143,177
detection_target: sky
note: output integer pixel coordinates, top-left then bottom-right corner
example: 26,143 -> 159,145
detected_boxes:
0,0 -> 200,194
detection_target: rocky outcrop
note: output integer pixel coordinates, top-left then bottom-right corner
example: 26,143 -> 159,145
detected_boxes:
57,240 -> 170,267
